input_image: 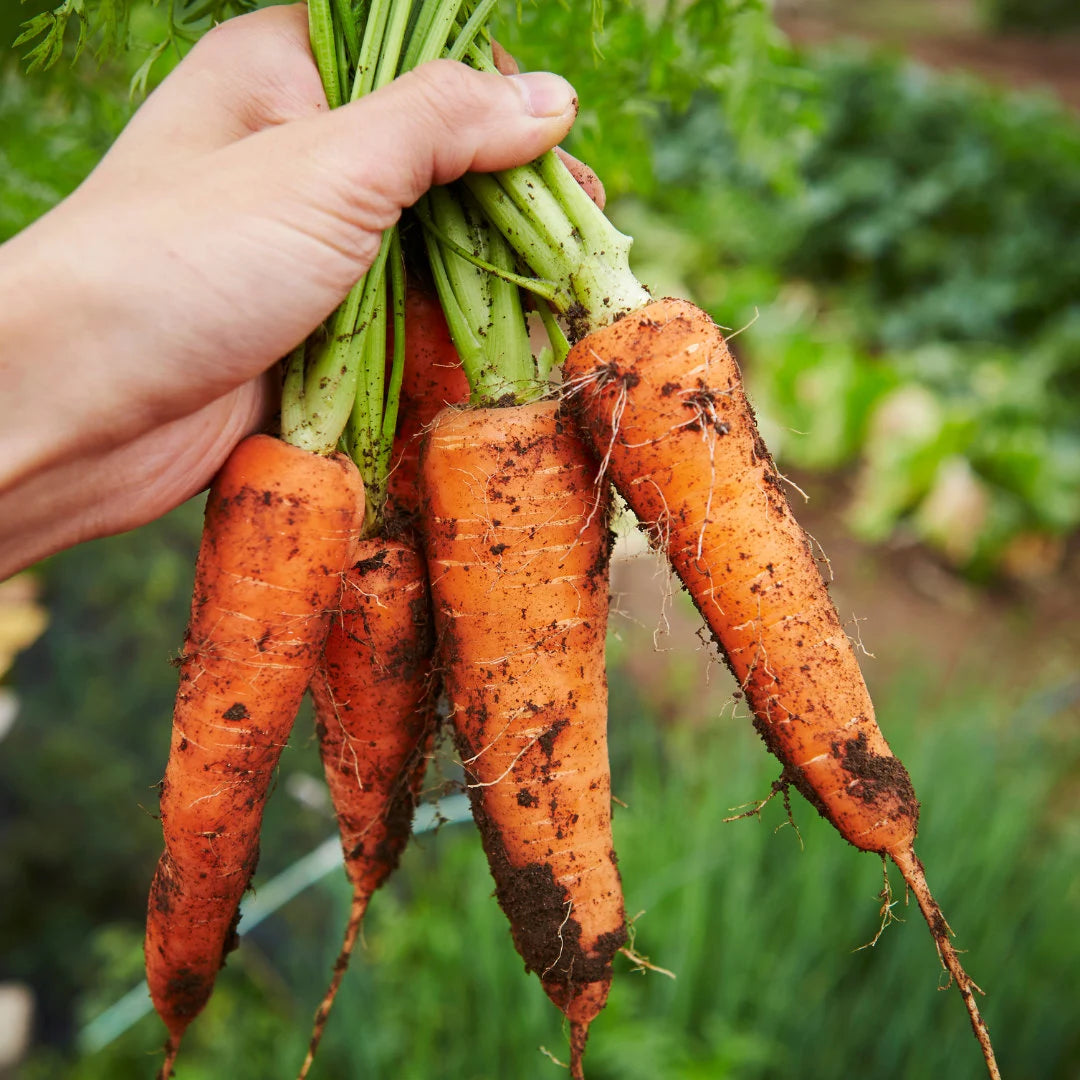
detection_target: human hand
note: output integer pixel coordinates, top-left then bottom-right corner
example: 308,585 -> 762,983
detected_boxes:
0,3 -> 580,578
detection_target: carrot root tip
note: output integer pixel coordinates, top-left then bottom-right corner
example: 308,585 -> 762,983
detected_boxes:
890,845 -> 1001,1080
157,1036 -> 181,1080
298,892 -> 370,1080
569,1021 -> 591,1080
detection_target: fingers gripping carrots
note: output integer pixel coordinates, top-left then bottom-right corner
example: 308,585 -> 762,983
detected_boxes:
145,435 -> 362,1075
420,401 -> 625,1079
298,539 -> 438,1078
562,298 -> 1000,1079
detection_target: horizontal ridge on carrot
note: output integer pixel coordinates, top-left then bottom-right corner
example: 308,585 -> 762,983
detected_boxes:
145,434 -> 362,1075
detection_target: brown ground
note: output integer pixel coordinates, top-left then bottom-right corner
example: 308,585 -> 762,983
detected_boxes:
776,0 -> 1080,110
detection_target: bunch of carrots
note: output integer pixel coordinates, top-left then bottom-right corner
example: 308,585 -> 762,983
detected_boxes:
142,3 -> 1002,1079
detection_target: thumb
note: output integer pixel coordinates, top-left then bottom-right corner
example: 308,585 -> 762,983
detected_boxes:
235,59 -> 578,270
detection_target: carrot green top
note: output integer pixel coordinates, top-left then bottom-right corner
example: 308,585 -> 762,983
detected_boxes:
284,0 -> 649,520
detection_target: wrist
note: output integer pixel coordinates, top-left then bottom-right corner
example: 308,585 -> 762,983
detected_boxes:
0,208 -> 100,489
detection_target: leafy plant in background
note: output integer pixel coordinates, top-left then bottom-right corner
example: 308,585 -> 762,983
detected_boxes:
0,66 -> 129,242
14,0 -> 255,81
634,51 -> 1080,577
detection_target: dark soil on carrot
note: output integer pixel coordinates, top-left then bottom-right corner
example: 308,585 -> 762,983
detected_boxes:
836,731 -> 919,818
464,778 -> 625,985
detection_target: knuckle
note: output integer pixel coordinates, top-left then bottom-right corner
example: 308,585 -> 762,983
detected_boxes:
189,5 -> 308,72
190,11 -> 247,58
406,59 -> 494,131
186,5 -> 325,127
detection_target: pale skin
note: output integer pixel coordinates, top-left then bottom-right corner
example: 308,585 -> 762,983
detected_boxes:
0,4 -> 602,580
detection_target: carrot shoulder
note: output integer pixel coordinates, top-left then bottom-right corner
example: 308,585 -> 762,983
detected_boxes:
298,538 -> 437,1078
386,289 -> 469,517
563,297 -> 999,1079
145,434 -> 362,1070
420,400 -> 625,1078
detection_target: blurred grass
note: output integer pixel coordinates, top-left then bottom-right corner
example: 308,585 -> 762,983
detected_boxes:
19,571 -> 1079,1078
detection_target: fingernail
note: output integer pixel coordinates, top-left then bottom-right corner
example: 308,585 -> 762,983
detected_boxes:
509,72 -> 577,118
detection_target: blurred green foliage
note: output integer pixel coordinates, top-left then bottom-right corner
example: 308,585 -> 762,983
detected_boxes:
0,64 -> 128,242
607,53 -> 1080,576
492,0 -> 818,196
10,0 -> 256,74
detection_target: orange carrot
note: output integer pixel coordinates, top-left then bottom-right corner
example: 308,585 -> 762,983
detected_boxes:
145,434 -> 362,1077
386,289 -> 469,517
562,297 -> 1000,1080
297,538 -> 437,1078
420,399 -> 624,1079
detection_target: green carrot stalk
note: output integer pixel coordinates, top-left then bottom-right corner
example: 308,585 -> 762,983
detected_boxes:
420,186 -> 539,406
402,0 -> 467,71
447,0 -> 498,62
382,233 -> 408,456
447,44 -> 649,338
352,0 -> 391,99
331,0 -> 360,70
307,0 -> 342,109
342,231 -> 405,535
462,154 -> 650,340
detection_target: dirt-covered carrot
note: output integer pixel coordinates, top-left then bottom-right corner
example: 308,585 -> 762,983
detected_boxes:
145,435 -> 362,1075
411,170 -> 627,1076
420,400 -> 624,1078
560,297 -> 999,1079
297,538 -> 437,1079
